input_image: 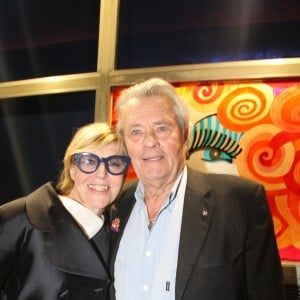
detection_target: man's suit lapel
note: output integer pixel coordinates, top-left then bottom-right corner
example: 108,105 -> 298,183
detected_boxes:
26,182 -> 110,280
175,168 -> 214,300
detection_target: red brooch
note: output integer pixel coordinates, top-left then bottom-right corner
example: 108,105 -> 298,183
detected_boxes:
111,217 -> 120,232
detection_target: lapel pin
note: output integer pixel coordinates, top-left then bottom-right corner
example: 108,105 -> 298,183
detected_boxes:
202,209 -> 208,216
111,217 -> 121,232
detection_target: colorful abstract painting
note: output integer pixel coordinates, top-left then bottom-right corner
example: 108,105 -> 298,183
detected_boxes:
112,80 -> 300,261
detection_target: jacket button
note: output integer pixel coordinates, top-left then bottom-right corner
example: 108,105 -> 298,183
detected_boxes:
58,289 -> 70,298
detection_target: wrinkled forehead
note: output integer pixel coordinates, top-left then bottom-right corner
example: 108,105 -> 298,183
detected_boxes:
125,95 -> 174,114
125,97 -> 175,124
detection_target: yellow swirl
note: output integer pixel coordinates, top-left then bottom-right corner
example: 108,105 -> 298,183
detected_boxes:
218,84 -> 273,131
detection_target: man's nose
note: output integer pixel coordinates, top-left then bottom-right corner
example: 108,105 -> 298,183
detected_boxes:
143,130 -> 159,148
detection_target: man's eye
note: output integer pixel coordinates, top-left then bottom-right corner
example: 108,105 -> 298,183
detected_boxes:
131,129 -> 143,135
157,126 -> 167,132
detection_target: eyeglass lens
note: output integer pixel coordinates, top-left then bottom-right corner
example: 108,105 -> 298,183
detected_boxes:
75,153 -> 129,175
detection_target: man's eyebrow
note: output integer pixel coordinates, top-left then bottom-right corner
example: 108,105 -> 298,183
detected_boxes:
153,119 -> 173,125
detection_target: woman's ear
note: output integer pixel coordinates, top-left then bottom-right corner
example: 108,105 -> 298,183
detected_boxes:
69,165 -> 75,180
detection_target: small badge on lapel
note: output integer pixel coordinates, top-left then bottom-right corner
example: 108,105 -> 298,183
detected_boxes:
111,217 -> 120,232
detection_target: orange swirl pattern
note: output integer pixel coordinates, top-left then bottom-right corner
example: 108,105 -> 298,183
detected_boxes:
274,192 -> 300,249
234,84 -> 300,259
283,146 -> 300,194
270,85 -> 300,132
217,85 -> 273,132
237,124 -> 294,191
176,83 -> 224,113
192,83 -> 224,104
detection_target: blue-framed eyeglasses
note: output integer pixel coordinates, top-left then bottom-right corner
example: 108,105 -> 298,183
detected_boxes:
74,152 -> 130,175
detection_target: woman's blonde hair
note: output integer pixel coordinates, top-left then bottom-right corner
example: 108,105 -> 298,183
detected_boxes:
56,122 -> 125,195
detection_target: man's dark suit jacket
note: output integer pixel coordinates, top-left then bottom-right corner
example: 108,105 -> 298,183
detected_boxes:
110,167 -> 286,300
0,182 -> 111,300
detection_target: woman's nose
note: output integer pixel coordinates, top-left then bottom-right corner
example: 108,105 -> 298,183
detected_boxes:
95,162 -> 107,177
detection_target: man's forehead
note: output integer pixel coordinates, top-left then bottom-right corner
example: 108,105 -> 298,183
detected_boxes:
126,96 -> 172,112
127,117 -> 173,127
127,95 -> 169,105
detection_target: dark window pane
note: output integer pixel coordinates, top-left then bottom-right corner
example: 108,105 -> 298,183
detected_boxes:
117,0 -> 300,68
0,92 -> 94,204
0,0 -> 100,82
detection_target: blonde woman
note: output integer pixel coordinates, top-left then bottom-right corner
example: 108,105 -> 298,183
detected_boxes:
0,122 -> 130,300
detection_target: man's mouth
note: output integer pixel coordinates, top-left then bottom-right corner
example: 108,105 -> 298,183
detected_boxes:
143,155 -> 163,161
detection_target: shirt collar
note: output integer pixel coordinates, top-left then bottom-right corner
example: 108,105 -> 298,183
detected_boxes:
59,195 -> 104,239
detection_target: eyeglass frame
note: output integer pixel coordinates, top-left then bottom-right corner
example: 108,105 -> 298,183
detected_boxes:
73,152 -> 131,175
